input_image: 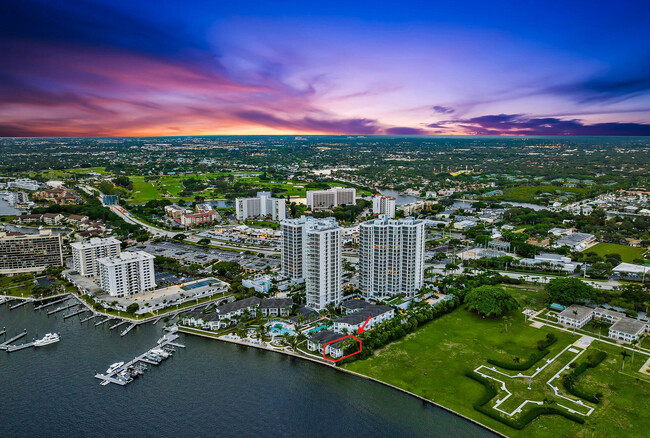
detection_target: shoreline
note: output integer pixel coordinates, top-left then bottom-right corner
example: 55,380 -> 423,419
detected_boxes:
179,326 -> 507,438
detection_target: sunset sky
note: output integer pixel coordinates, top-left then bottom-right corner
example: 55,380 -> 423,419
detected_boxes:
1,0 -> 650,136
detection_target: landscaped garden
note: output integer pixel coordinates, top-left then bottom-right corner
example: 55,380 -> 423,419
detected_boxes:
343,290 -> 650,437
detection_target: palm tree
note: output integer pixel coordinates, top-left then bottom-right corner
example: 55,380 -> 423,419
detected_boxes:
621,350 -> 631,371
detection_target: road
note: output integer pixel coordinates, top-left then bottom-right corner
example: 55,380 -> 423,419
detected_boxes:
111,206 -> 177,237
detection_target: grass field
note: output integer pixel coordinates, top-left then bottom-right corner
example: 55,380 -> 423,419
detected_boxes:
587,243 -> 646,263
127,173 -> 369,203
343,292 -> 650,437
491,185 -> 589,203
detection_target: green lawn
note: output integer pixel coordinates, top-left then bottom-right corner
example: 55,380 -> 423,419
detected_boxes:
343,304 -> 650,437
587,243 -> 646,263
494,185 -> 588,203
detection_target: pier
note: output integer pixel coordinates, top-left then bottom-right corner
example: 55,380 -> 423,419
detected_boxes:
94,333 -> 184,386
0,330 -> 27,350
6,342 -> 35,352
0,297 -> 11,306
80,314 -> 98,323
64,309 -> 88,320
109,320 -> 127,330
47,302 -> 78,316
9,300 -> 29,310
120,323 -> 136,337
0,328 -> 5,337
34,297 -> 68,311
95,317 -> 113,327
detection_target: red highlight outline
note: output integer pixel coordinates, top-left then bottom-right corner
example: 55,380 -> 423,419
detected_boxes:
323,334 -> 362,363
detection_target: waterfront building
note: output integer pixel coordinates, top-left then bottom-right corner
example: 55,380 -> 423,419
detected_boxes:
333,301 -> 395,333
7,178 -> 40,191
372,194 -> 396,218
359,215 -> 425,299
281,216 -> 342,309
98,251 -> 156,297
0,229 -> 64,274
306,187 -> 356,210
71,237 -> 121,277
236,191 -> 286,221
307,330 -> 346,358
305,218 -> 342,310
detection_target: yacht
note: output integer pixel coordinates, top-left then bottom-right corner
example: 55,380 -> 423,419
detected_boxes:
106,362 -> 125,374
34,333 -> 60,347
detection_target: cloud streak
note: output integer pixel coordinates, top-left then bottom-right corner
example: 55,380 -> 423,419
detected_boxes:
428,114 -> 650,136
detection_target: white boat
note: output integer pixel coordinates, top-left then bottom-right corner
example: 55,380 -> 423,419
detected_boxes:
106,361 -> 125,374
34,333 -> 60,347
150,348 -> 169,358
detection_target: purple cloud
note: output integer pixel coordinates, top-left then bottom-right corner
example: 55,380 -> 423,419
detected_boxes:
385,126 -> 425,135
429,113 -> 650,136
432,105 -> 455,114
235,110 -> 381,134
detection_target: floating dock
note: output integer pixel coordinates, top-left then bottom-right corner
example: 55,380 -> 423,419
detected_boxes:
95,317 -> 113,327
34,297 -> 68,311
6,342 -> 35,352
120,323 -> 136,337
95,333 -> 183,386
9,300 -> 28,310
109,320 -> 127,330
47,302 -> 78,316
64,309 -> 88,320
80,314 -> 98,323
0,330 -> 27,350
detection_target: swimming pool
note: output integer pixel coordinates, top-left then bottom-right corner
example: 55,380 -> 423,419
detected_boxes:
308,324 -> 329,334
265,321 -> 296,336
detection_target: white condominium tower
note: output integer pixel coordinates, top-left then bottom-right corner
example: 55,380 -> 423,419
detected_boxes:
281,216 -> 342,309
306,187 -> 356,210
71,237 -> 121,276
372,194 -> 396,218
236,191 -> 286,221
98,251 -> 156,297
359,215 -> 425,299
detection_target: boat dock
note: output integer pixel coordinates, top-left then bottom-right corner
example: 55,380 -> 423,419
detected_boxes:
6,342 -> 35,352
95,317 -> 113,327
0,330 -> 27,351
0,328 -> 5,337
9,300 -> 29,310
109,320 -> 127,330
34,297 -> 68,311
94,333 -> 184,386
47,302 -> 78,316
120,323 -> 136,337
80,314 -> 98,323
64,309 -> 88,320
0,297 -> 11,306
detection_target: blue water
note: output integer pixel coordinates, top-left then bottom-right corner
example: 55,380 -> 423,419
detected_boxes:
0,301 -> 496,438
309,324 -> 329,334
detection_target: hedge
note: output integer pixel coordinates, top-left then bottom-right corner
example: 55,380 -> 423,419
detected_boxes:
562,351 -> 607,404
465,371 -> 586,429
487,334 -> 557,371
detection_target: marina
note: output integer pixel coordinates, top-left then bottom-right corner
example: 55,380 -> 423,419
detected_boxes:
94,332 -> 185,386
94,317 -> 113,327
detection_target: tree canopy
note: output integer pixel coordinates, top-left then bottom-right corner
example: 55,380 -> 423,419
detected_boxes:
545,277 -> 595,305
465,285 -> 519,317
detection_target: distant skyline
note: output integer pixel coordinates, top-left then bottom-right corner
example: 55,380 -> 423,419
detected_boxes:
1,0 -> 650,137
